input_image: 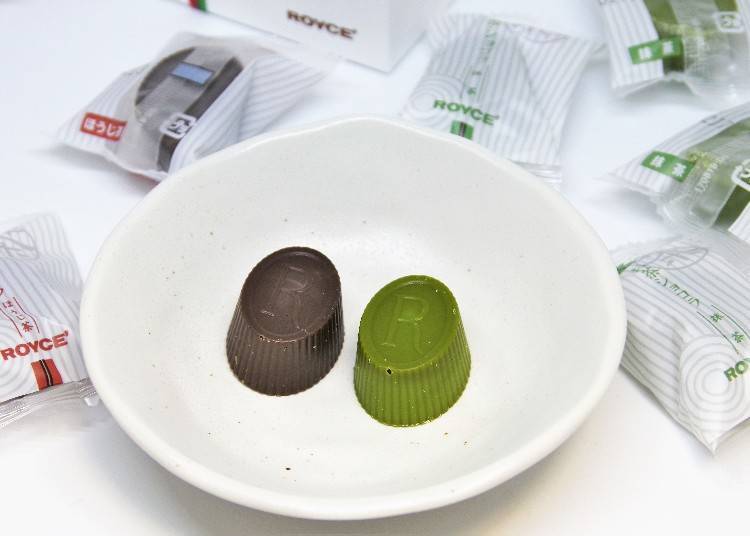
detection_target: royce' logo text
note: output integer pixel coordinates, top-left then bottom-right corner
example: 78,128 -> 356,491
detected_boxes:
287,10 -> 357,40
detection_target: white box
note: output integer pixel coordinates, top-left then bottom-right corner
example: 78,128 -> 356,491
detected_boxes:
180,0 -> 451,71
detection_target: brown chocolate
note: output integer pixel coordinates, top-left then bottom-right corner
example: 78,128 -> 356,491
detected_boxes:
226,247 -> 343,395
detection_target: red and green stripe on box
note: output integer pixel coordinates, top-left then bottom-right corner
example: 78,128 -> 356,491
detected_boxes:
189,0 -> 207,11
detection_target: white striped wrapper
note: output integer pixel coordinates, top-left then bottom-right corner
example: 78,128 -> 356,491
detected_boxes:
614,229 -> 750,451
0,214 -> 95,429
401,14 -> 598,183
56,33 -> 329,181
599,0 -> 663,94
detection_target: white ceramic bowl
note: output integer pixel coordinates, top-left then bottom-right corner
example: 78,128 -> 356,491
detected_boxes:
81,116 -> 626,520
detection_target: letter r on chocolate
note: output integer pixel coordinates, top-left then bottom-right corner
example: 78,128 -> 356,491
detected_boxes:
382,294 -> 430,354
261,264 -> 314,330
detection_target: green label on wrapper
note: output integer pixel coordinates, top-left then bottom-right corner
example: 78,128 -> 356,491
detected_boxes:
629,37 -> 683,64
642,151 -> 694,181
450,121 -> 474,139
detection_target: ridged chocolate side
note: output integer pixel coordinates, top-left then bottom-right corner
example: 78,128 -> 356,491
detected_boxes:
225,247 -> 344,396
227,293 -> 343,395
354,317 -> 471,426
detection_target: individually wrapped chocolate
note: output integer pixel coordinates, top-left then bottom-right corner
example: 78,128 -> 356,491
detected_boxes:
614,226 -> 750,452
0,214 -> 96,428
56,33 -> 331,180
402,14 -> 598,183
598,0 -> 750,104
605,101 -> 750,231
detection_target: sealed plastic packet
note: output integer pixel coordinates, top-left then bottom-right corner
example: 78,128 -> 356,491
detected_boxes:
605,100 -> 750,230
401,14 -> 598,183
57,33 -> 331,181
614,222 -> 750,452
0,214 -> 96,428
598,0 -> 750,103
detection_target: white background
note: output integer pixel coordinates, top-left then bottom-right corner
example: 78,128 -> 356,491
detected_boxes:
2,0 -> 749,534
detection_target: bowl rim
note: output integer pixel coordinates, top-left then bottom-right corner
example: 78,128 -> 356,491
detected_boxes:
80,115 -> 627,520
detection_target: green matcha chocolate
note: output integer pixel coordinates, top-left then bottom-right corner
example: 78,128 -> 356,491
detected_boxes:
354,275 -> 471,426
